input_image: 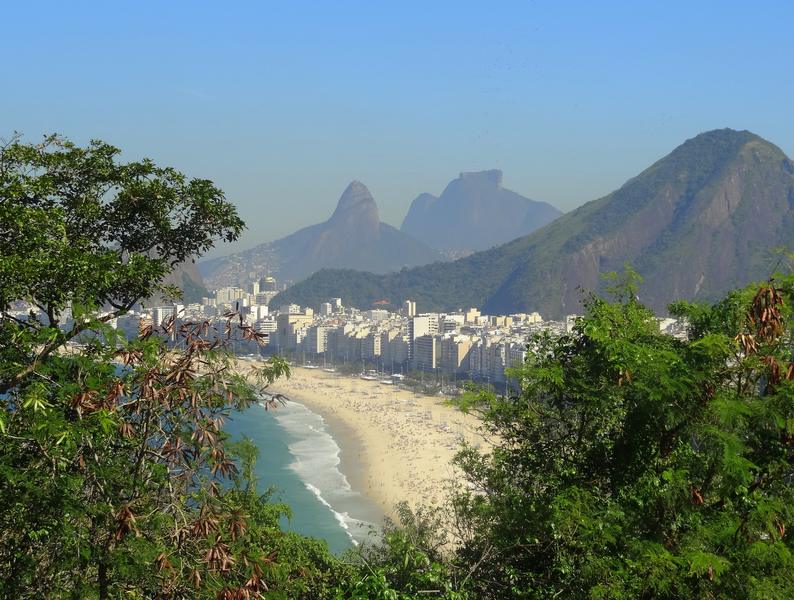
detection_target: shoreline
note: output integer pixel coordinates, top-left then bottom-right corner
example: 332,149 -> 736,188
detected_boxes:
260,365 -> 485,519
299,396 -> 375,520
281,389 -> 386,517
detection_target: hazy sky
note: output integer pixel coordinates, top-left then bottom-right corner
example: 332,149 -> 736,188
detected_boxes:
3,1 -> 794,257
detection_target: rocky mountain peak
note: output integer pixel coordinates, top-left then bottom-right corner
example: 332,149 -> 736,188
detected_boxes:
330,181 -> 379,223
459,169 -> 503,187
198,178 -> 442,287
401,170 -> 560,253
664,128 -> 782,169
276,128 -> 794,319
683,128 -> 761,147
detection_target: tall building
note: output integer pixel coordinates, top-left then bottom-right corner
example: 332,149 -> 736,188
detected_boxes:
247,304 -> 268,321
152,306 -> 174,327
365,309 -> 389,322
381,330 -> 409,368
362,331 -> 382,359
254,317 -> 276,345
319,302 -> 333,316
255,291 -> 279,305
490,315 -> 512,328
255,317 -> 277,333
304,325 -> 330,354
403,299 -> 416,317
413,335 -> 438,371
439,334 -> 473,374
464,308 -> 481,323
261,276 -> 278,292
279,304 -> 302,315
215,287 -> 247,304
441,314 -> 464,332
275,311 -> 313,350
408,314 -> 439,359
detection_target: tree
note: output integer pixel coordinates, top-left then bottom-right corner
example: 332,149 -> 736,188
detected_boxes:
451,271 -> 794,598
346,502 -> 469,600
0,135 -> 348,598
0,134 -> 240,391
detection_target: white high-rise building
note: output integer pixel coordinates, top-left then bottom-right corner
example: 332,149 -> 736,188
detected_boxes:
408,314 -> 439,359
304,326 -> 330,354
279,304 -> 302,315
215,287 -> 247,304
365,309 -> 389,322
441,314 -> 464,332
152,306 -> 174,327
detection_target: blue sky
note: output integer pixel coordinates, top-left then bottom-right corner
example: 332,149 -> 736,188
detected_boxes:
2,1 -> 793,257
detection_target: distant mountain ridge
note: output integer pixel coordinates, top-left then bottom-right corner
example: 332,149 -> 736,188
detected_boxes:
199,182 -> 443,288
272,129 -> 794,318
400,169 -> 561,253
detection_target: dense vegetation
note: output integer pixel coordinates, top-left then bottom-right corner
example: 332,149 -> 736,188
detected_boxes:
276,267 -> 794,599
4,135 -> 794,598
0,136 -> 351,598
272,129 -> 794,318
446,269 -> 794,598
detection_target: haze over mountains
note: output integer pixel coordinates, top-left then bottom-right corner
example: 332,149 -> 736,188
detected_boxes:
272,129 -> 794,318
401,169 -> 561,254
199,182 -> 443,288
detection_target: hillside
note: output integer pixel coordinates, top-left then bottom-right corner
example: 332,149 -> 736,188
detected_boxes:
164,261 -> 208,303
199,181 -> 443,288
400,169 -> 561,253
272,129 -> 794,318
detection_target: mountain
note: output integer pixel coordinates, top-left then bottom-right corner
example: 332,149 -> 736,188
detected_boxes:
199,182 -> 443,288
400,170 -> 561,253
272,129 -> 794,318
167,261 -> 208,303
142,261 -> 208,305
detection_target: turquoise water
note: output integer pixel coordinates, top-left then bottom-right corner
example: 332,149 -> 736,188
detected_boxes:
224,401 -> 383,555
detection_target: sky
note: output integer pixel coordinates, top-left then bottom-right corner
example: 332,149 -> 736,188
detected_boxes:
3,1 -> 794,257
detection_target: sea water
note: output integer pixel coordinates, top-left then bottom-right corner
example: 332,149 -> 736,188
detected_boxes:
223,400 -> 384,555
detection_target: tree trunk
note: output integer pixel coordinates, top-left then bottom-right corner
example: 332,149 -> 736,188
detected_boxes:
98,560 -> 109,600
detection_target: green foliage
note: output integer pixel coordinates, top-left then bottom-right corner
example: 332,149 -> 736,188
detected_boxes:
342,503 -> 470,600
447,271 -> 794,598
0,134 -> 243,317
10,132 -> 794,598
0,135 -> 350,598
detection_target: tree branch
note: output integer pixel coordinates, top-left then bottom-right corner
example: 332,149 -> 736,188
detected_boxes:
0,299 -> 139,395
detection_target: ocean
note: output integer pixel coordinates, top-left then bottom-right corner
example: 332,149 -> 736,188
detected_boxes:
223,400 -> 384,555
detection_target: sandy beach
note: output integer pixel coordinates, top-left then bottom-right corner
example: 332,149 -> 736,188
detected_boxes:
241,362 -> 485,519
